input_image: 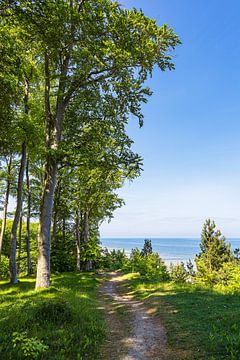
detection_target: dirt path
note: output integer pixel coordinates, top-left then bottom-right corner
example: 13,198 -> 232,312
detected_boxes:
99,272 -> 170,360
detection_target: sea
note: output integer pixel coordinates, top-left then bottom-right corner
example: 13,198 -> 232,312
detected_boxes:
100,237 -> 240,266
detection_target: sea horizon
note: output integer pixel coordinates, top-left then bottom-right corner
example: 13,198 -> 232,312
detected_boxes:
100,237 -> 240,265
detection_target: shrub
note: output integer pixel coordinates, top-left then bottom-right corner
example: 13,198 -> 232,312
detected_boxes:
169,262 -> 188,283
213,262 -> 240,292
100,248 -> 128,270
0,255 -> 9,279
12,332 -> 48,359
128,248 -> 169,281
34,299 -> 73,325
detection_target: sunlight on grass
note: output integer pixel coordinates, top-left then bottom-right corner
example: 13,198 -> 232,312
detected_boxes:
123,272 -> 240,359
0,272 -> 106,360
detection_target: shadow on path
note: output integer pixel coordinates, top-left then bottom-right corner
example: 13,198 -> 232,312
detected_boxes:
99,272 -> 170,360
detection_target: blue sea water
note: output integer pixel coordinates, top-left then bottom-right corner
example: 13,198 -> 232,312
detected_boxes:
100,237 -> 240,266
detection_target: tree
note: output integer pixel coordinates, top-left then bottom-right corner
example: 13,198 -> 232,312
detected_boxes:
141,239 -> 153,257
0,156 -> 13,260
196,219 -> 233,284
8,0 -> 180,288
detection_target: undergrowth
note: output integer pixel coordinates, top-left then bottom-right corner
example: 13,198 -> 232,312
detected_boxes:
0,272 -> 106,360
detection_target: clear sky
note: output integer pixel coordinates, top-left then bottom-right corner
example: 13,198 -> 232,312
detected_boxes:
100,0 -> 240,238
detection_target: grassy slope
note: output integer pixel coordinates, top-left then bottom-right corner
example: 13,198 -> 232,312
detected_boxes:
0,273 -> 106,360
121,273 -> 240,360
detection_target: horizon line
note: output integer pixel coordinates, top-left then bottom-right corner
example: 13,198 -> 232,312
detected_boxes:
100,235 -> 240,239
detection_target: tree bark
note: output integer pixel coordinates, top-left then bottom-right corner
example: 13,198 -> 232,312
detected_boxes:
25,157 -> 32,275
10,141 -> 27,283
52,179 -> 61,244
17,212 -> 23,271
76,210 -> 81,271
35,155 -> 58,288
0,155 -> 12,261
62,217 -> 66,244
35,49 -> 68,289
83,210 -> 92,271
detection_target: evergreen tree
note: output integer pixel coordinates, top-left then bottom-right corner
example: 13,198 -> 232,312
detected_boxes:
196,219 -> 233,284
141,239 -> 153,257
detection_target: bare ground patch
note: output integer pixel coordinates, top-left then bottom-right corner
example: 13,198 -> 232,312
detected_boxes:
98,272 -> 188,360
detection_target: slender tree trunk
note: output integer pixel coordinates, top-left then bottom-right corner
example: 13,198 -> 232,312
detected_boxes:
0,156 -> 12,261
84,211 -> 89,245
17,213 -> 23,271
62,217 -> 66,244
25,157 -> 32,275
76,210 -> 81,271
10,141 -> 27,283
83,210 -> 92,271
9,77 -> 30,284
52,180 -> 60,244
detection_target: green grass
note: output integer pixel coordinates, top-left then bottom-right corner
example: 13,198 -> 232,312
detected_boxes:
121,273 -> 240,360
0,272 -> 106,360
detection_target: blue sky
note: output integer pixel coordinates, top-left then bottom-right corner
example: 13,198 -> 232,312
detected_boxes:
100,0 -> 240,237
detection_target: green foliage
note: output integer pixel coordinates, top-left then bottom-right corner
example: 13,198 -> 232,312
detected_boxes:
81,236 -> 102,266
141,239 -> 153,257
128,248 -> 169,280
0,255 -> 9,279
196,219 -> 233,285
213,262 -> 240,293
186,259 -> 195,278
34,299 -> 73,325
169,262 -> 188,283
1,0 -> 180,286
0,220 -> 38,278
12,332 -> 48,359
100,248 -> 128,270
51,234 -> 75,273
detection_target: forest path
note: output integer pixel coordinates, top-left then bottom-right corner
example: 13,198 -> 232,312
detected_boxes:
98,272 -> 171,360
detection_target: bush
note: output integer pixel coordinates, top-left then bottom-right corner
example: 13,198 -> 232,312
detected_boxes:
212,262 -> 240,293
0,255 -> 9,279
128,248 -> 169,281
34,299 -> 73,325
100,248 -> 128,270
12,332 -> 48,359
169,262 -> 188,283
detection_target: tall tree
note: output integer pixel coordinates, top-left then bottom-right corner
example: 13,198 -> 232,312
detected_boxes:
9,0 -> 180,288
0,156 -> 13,260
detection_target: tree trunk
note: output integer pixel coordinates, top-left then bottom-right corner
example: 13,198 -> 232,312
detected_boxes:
35,50 -> 67,289
52,180 -> 60,244
0,155 -> 12,261
83,210 -> 92,271
76,210 -> 81,271
17,213 -> 23,271
52,206 -> 58,244
25,157 -> 32,275
10,141 -> 27,284
62,217 -> 66,244
35,155 -> 58,288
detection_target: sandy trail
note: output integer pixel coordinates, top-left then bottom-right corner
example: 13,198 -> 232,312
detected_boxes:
100,272 -> 168,360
